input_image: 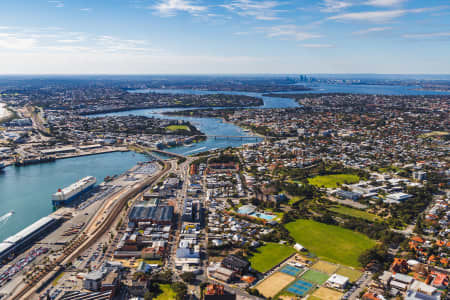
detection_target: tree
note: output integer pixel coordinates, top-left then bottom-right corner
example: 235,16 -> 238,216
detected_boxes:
358,245 -> 389,267
172,282 -> 188,300
180,272 -> 195,284
144,290 -> 155,300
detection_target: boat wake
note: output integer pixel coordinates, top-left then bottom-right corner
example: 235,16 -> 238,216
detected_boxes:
183,147 -> 206,155
0,211 -> 14,226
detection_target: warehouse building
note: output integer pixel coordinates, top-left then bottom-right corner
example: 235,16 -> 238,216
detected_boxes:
0,216 -> 62,262
128,205 -> 174,225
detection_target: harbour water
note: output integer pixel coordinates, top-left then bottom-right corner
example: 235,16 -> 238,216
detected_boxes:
1,82 -> 449,242
0,151 -> 150,241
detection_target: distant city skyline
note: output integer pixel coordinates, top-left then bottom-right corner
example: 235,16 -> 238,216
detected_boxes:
0,0 -> 449,74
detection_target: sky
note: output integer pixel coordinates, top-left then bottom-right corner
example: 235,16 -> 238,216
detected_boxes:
0,0 -> 449,74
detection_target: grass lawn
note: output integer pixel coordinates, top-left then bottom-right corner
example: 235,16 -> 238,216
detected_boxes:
249,243 -> 296,273
329,205 -> 381,222
311,261 -> 339,275
138,259 -> 164,266
155,284 -> 177,300
336,266 -> 363,282
288,195 -> 305,205
300,269 -> 330,285
308,174 -> 360,188
285,219 -> 376,267
166,125 -> 190,132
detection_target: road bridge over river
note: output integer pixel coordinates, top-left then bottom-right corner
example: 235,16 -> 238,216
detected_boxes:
205,135 -> 260,141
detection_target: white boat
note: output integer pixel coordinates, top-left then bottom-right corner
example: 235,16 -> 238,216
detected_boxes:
52,176 -> 96,206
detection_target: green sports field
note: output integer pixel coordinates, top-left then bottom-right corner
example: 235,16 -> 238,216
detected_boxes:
284,219 -> 376,267
249,243 -> 296,273
165,125 -> 190,131
329,205 -> 381,222
336,266 -> 363,282
300,269 -> 330,285
308,174 -> 360,188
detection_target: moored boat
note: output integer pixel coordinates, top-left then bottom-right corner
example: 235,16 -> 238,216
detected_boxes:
52,176 -> 96,207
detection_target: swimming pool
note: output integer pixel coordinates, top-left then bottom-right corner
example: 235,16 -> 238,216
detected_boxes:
250,212 -> 276,221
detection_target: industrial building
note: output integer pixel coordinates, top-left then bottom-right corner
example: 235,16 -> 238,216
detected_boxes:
335,189 -> 362,201
128,205 -> 173,225
0,216 -> 61,262
385,192 -> 413,204
221,255 -> 250,275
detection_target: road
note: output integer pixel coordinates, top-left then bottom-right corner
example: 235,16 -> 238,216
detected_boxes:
27,105 -> 50,137
167,157 -> 193,277
348,272 -> 372,300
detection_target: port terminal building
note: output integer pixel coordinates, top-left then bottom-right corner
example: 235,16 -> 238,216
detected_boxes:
0,216 -> 62,262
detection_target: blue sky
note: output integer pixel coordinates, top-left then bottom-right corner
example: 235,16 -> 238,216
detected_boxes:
0,0 -> 449,74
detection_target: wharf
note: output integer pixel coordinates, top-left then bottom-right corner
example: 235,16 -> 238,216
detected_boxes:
56,147 -> 130,160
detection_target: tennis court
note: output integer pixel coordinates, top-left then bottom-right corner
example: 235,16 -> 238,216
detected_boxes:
286,279 -> 314,296
280,264 -> 303,277
300,269 -> 330,285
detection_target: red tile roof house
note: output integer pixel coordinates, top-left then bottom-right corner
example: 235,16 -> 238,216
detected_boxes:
430,272 -> 449,290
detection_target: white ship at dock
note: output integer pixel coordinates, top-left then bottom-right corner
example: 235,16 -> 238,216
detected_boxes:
51,176 -> 96,207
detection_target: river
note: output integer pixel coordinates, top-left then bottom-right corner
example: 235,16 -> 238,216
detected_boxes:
113,82 -> 450,155
1,82 -> 449,242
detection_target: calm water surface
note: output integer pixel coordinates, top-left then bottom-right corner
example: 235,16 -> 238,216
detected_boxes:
0,152 -> 149,241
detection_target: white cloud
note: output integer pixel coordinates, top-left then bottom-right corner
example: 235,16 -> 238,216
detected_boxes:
0,27 -> 159,54
48,0 -> 64,8
58,36 -> 86,43
366,0 -> 406,7
221,0 -> 285,21
151,0 -> 207,16
261,25 -> 322,41
301,43 -> 334,48
403,32 -> 450,39
80,8 -> 93,12
95,35 -> 155,52
233,31 -> 251,35
353,26 -> 392,35
321,0 -> 352,13
329,7 -> 433,22
0,34 -> 36,50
